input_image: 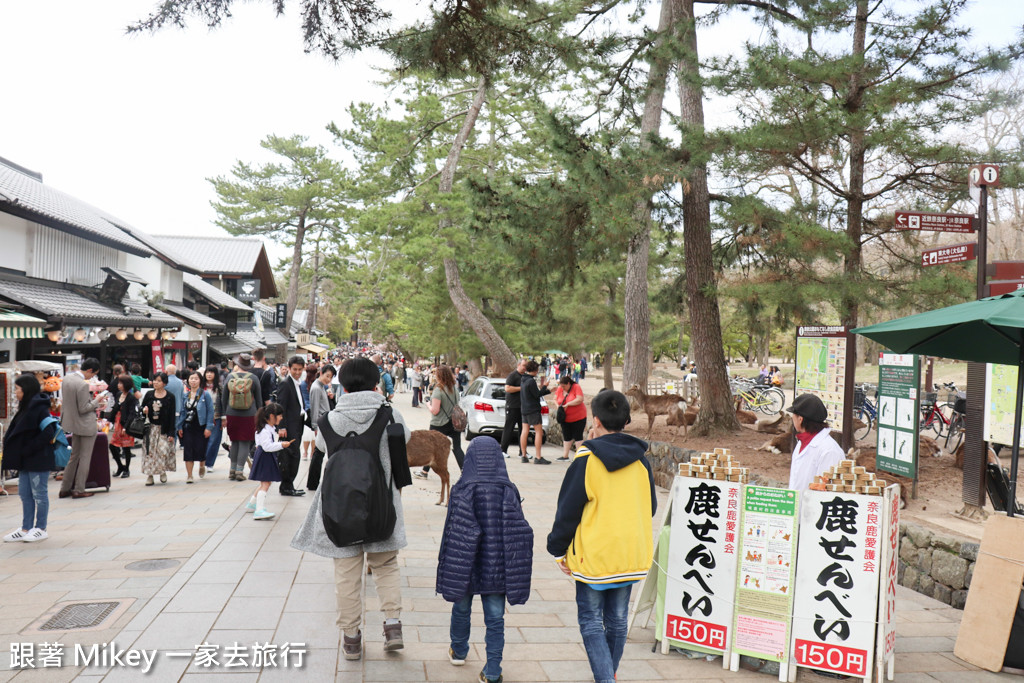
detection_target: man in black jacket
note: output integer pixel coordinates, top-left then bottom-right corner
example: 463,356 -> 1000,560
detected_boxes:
275,356 -> 307,496
499,359 -> 527,459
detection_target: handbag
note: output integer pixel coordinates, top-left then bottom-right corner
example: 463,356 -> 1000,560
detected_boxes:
556,385 -> 571,423
125,404 -> 147,439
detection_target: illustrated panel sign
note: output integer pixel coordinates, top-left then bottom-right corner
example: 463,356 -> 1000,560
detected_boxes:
731,486 -> 799,663
984,363 -> 1024,446
875,353 -> 919,479
664,478 -> 741,654
791,490 -> 885,678
795,326 -> 848,427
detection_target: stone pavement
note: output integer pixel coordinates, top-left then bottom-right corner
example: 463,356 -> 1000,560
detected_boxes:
0,394 -> 1018,682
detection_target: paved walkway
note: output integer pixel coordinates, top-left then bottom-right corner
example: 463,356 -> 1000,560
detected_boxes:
0,393 -> 1017,682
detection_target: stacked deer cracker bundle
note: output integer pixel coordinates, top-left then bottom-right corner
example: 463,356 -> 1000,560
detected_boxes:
678,447 -> 750,484
809,459 -> 887,495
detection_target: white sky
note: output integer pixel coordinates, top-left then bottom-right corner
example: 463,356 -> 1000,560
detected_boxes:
1,1 -> 1022,270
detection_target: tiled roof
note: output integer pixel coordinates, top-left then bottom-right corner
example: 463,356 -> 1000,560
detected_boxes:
160,302 -> 227,331
0,160 -> 153,256
233,329 -> 268,351
183,274 -> 252,313
208,336 -> 256,356
153,235 -> 267,276
0,277 -> 179,327
263,328 -> 290,346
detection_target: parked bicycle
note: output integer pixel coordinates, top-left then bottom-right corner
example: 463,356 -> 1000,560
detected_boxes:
730,377 -> 785,415
853,384 -> 877,441
920,382 -> 959,438
944,389 -> 967,452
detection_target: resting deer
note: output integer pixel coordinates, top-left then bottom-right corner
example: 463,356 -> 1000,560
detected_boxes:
406,430 -> 452,506
626,384 -> 687,440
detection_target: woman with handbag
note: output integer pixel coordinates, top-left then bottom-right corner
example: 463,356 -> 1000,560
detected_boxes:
109,375 -> 140,478
141,372 -> 177,486
2,374 -> 56,543
177,371 -> 214,484
554,376 -> 586,461
415,365 -> 465,478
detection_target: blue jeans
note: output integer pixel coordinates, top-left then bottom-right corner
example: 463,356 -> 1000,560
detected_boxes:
19,471 -> 48,531
575,582 -> 631,683
205,421 -> 223,468
450,593 -> 505,681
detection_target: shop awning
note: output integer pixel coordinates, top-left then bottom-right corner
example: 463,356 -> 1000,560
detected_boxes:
207,336 -> 254,357
160,302 -> 226,331
299,343 -> 329,355
0,311 -> 46,339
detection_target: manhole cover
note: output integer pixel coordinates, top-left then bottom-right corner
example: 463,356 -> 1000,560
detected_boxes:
125,558 -> 180,571
39,602 -> 120,631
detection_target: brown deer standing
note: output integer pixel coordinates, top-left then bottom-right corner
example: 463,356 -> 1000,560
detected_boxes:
406,430 -> 452,506
626,385 -> 687,440
665,399 -> 698,436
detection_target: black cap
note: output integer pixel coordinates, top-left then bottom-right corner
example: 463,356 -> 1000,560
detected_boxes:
788,394 -> 828,422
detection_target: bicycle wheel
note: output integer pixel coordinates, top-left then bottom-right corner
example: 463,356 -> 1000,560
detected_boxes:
759,388 -> 785,415
853,408 -> 872,441
945,414 -> 965,452
921,409 -> 943,438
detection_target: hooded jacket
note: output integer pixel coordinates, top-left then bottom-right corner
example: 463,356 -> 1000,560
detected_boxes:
547,431 -> 656,584
436,437 -> 534,604
290,390 -> 410,559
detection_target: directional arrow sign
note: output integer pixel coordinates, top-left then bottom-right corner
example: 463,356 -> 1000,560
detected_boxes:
921,242 -> 976,267
895,211 -> 976,233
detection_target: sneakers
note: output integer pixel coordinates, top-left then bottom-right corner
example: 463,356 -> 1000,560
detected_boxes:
160,473 -> 167,483
24,528 -> 47,543
253,509 -> 275,521
186,476 -> 194,484
246,499 -> 257,513
342,632 -> 362,660
413,471 -> 428,479
521,456 -> 530,463
145,476 -> 155,486
382,621 -> 404,651
502,451 -> 510,458
534,457 -> 552,465
3,528 -> 27,542
206,467 -> 216,473
448,647 -> 466,666
199,463 -> 206,478
478,672 -> 503,683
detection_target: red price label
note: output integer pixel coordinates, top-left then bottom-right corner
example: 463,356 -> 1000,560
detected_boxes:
794,639 -> 868,676
665,615 -> 728,650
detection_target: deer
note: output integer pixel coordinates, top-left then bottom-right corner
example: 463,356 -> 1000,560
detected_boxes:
626,384 -> 687,440
665,399 -> 698,436
734,396 -> 758,425
406,430 -> 452,506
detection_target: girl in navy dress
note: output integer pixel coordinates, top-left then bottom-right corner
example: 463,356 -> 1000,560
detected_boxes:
247,403 -> 293,520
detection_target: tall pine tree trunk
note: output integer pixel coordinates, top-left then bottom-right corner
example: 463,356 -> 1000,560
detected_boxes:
675,0 -> 739,434
437,76 -> 517,376
622,0 -> 675,392
285,211 -> 307,331
843,0 -> 868,348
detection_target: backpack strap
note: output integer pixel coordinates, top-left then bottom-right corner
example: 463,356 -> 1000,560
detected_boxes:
317,404 -> 394,454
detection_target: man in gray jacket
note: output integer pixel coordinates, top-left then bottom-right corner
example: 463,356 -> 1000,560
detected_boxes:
59,357 -> 107,499
305,364 -> 336,491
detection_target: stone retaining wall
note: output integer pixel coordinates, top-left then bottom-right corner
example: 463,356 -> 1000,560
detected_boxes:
645,439 -> 978,609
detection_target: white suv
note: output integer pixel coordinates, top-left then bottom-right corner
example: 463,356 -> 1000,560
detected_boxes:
459,376 -> 550,441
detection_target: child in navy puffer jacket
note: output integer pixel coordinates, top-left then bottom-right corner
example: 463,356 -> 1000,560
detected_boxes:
436,437 -> 533,683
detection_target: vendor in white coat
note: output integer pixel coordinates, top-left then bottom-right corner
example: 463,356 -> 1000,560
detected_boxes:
788,394 -> 845,491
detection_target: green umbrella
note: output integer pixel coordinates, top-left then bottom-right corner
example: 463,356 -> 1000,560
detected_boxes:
853,288 -> 1024,515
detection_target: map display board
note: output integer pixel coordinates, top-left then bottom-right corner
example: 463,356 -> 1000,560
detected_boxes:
663,478 -> 741,655
791,490 -> 886,679
985,363 -> 1024,446
731,486 -> 799,667
875,353 -> 919,479
795,326 -> 849,427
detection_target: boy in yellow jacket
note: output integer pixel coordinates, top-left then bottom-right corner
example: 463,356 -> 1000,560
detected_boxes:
547,390 -> 656,683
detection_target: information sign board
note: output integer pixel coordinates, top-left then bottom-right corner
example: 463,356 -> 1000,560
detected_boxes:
795,326 -> 848,427
921,242 -> 975,267
730,486 -> 799,673
987,280 -> 1024,297
663,478 -> 741,655
875,353 -> 919,479
876,485 -> 900,681
895,211 -> 976,233
791,490 -> 887,679
984,363 -> 1024,446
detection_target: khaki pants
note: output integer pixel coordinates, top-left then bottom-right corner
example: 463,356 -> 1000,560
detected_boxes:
60,433 -> 96,495
333,551 -> 402,636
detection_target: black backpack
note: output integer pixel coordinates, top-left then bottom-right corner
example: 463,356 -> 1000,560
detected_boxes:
318,406 -> 397,547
